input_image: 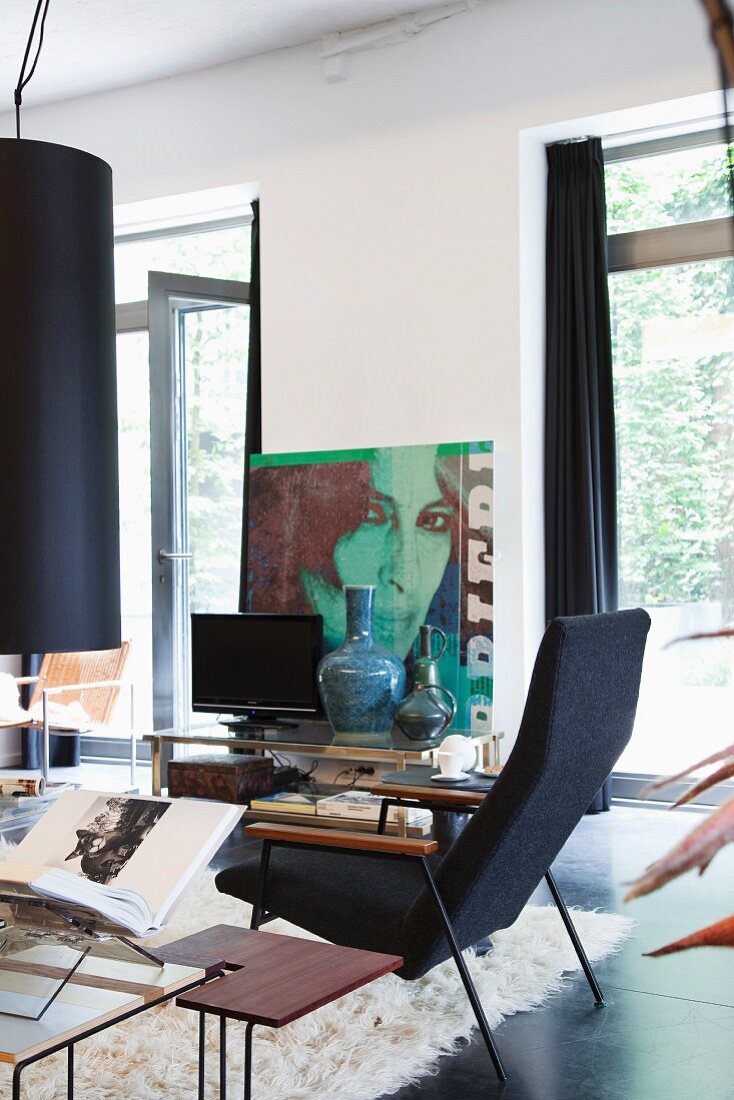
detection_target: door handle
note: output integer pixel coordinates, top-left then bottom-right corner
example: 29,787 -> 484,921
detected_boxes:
157,549 -> 193,564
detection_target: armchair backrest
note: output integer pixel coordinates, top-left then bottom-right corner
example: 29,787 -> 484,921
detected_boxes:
28,642 -> 131,726
401,609 -> 650,973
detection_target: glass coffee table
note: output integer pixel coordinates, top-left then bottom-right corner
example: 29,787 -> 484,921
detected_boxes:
0,935 -> 217,1099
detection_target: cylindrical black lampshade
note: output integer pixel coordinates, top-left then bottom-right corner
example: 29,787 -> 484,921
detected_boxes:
0,138 -> 120,654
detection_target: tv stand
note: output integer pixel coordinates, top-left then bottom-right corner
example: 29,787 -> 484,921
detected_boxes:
218,716 -> 299,735
144,724 -> 505,832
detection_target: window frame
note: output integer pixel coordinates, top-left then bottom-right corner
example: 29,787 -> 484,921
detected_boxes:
605,127 -> 733,272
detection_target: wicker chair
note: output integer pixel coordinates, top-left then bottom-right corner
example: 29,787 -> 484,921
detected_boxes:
0,643 -> 135,785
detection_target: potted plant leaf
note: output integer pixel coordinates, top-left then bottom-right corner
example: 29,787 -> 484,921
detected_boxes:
625,628 -> 734,954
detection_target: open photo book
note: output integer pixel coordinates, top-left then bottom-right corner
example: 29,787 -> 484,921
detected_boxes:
0,791 -> 242,938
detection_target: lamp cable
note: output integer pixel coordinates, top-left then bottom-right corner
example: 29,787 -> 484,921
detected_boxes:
14,0 -> 53,139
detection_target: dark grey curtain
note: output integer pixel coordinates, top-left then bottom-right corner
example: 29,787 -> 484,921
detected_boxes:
239,199 -> 262,611
544,137 -> 618,811
21,653 -> 80,768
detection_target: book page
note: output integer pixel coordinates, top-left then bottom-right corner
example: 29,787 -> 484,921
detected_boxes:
11,791 -> 240,925
0,861 -> 48,886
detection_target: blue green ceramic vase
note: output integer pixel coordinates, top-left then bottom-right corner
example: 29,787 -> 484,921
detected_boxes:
317,585 -> 406,747
395,625 -> 457,745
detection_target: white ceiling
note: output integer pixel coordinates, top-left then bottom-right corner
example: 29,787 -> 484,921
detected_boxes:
0,0 -> 464,108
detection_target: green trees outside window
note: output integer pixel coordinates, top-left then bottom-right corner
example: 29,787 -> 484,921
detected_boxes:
607,148 -> 734,621
606,140 -> 734,776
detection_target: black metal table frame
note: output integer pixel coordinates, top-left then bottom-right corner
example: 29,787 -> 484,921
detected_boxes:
196,1012 -> 253,1100
376,792 -> 479,837
9,972 -> 223,1100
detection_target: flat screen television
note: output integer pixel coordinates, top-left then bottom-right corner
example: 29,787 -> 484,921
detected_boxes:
191,612 -> 323,731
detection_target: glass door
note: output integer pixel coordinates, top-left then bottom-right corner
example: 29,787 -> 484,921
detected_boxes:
148,272 -> 250,730
610,256 -> 734,789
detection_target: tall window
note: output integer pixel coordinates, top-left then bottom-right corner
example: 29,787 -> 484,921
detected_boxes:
606,133 -> 734,790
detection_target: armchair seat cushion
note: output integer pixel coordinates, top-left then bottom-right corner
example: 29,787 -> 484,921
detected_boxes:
215,847 -> 435,964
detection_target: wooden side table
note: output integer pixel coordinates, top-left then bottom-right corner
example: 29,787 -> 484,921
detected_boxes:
371,767 -> 496,850
176,927 -> 402,1099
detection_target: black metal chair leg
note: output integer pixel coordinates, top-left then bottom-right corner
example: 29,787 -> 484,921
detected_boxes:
68,1044 -> 74,1099
250,841 -> 272,930
244,1022 -> 254,1100
545,870 -> 605,1005
12,1064 -> 22,1100
420,858 -> 507,1082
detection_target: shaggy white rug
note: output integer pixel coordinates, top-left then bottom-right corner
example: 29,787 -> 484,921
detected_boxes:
0,859 -> 633,1099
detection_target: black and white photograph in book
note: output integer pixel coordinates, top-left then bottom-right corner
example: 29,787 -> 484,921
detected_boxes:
64,796 -> 171,885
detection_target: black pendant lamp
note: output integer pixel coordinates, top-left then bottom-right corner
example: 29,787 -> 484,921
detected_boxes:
0,0 -> 120,654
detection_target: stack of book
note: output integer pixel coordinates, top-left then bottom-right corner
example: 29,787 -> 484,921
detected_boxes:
247,789 -> 432,836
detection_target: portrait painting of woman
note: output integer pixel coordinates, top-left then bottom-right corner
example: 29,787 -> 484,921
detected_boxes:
246,440 -> 494,729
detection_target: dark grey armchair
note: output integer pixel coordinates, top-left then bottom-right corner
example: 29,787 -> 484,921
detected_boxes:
216,609 -> 650,1081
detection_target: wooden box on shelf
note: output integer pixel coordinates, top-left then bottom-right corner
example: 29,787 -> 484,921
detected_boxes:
167,754 -> 274,803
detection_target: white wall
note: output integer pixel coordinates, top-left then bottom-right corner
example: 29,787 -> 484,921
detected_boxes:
0,0 -> 717,752
0,657 -> 22,765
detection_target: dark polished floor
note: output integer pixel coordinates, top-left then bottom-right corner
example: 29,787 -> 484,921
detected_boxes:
212,803 -> 734,1100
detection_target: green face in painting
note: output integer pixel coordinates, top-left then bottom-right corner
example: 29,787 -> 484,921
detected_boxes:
301,445 -> 455,659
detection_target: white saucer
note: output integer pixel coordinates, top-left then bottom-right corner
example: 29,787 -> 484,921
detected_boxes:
430,772 -> 471,783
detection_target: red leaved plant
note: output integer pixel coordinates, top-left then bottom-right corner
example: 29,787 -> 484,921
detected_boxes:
624,628 -> 734,954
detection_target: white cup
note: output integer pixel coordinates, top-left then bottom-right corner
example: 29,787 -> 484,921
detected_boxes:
440,734 -> 478,772
437,750 -> 464,779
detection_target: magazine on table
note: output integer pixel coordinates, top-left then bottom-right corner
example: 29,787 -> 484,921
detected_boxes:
0,790 -> 241,937
248,791 -> 325,815
316,790 -> 432,825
